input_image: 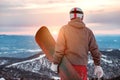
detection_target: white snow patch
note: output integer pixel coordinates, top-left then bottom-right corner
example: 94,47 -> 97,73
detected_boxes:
51,76 -> 60,80
106,49 -> 113,52
88,59 -> 93,64
0,60 -> 8,65
119,49 -> 120,51
101,58 -> 112,63
18,49 -> 41,53
0,78 -> 5,80
102,55 -> 107,58
26,49 -> 41,52
1,47 -> 9,50
6,54 -> 45,67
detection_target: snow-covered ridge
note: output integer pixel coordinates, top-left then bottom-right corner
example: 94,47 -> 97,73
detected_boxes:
0,50 -> 120,80
6,54 -> 45,67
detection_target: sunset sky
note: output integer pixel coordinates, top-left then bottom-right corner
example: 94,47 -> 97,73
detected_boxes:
0,0 -> 120,36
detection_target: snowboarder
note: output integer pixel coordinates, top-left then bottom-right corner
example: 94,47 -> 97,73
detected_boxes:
51,7 -> 104,80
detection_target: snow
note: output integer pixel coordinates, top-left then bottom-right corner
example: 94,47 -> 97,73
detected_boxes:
0,78 -> 5,80
88,59 -> 93,64
6,54 -> 45,67
88,54 -> 112,64
102,55 -> 107,58
101,58 -> 112,63
26,49 -> 41,52
51,76 -> 60,80
0,60 -> 8,65
106,49 -> 113,52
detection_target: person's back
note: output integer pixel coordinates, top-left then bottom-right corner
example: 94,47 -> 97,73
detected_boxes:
51,7 -> 104,80
59,18 -> 96,65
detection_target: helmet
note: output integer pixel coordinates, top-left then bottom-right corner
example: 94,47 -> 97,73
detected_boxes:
70,7 -> 84,20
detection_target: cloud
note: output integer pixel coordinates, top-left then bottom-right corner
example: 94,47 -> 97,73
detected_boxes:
0,13 -> 40,27
0,26 -> 39,35
84,8 -> 120,31
0,0 -> 120,35
86,9 -> 120,24
0,0 -> 25,9
0,0 -> 76,10
0,11 -> 69,27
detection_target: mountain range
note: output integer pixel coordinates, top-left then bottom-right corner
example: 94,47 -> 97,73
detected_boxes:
0,50 -> 120,80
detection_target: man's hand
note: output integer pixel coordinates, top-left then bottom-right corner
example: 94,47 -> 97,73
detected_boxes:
94,66 -> 104,78
50,63 -> 58,73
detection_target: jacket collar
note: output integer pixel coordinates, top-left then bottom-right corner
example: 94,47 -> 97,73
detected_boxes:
68,18 -> 85,29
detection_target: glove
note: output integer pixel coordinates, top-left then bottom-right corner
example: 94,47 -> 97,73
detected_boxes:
50,63 -> 58,73
94,66 -> 104,78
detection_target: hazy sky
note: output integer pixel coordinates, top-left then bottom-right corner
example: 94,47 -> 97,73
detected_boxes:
0,0 -> 120,36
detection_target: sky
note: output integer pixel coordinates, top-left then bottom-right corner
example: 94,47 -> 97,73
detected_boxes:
0,0 -> 120,36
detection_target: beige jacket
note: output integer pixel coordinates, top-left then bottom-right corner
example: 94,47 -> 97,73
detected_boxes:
53,18 -> 101,66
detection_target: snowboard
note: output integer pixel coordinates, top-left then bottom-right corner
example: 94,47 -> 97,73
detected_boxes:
35,26 -> 81,80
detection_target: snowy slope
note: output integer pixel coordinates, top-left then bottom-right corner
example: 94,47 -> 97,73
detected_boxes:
88,50 -> 120,79
0,50 -> 120,80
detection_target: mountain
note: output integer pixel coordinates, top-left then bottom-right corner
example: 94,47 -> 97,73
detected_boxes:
0,50 -> 120,80
88,49 -> 120,80
0,52 -> 58,80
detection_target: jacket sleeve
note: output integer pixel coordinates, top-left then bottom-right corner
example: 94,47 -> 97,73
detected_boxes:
89,31 -> 101,66
53,27 -> 66,64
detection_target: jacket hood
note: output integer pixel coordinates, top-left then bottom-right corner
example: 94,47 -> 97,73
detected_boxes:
68,18 -> 85,29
